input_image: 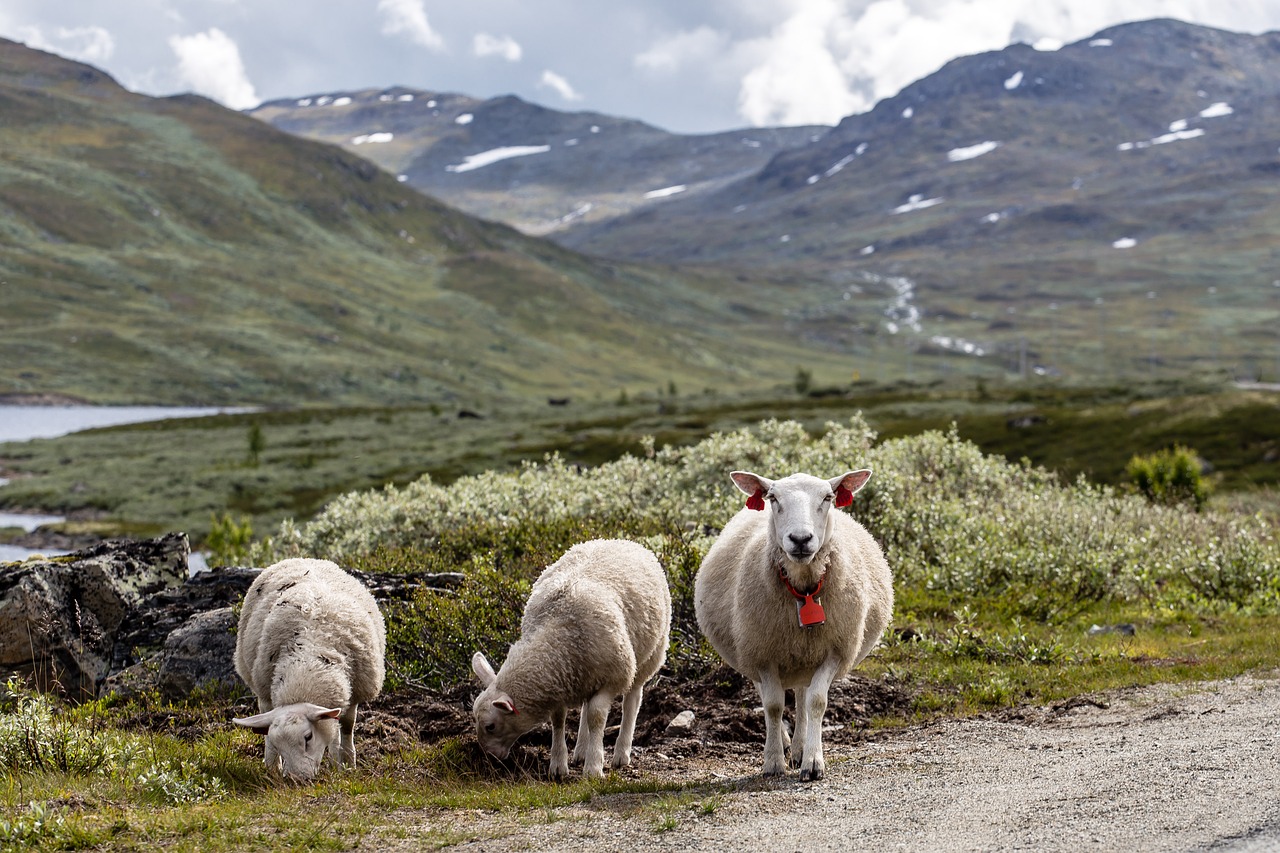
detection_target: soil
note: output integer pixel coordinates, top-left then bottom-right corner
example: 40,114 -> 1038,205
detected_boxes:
355,670 -> 1280,852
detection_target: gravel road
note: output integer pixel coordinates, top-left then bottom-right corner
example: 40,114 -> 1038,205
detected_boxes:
418,673 -> 1280,852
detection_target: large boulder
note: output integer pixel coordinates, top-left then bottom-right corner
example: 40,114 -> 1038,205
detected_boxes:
0,534 -> 189,698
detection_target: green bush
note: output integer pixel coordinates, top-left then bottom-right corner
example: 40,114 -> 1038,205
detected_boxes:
1126,445 -> 1210,510
262,417 -> 1280,644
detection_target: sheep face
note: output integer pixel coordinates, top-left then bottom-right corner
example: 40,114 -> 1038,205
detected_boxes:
730,470 -> 872,564
471,652 -> 529,759
233,703 -> 341,781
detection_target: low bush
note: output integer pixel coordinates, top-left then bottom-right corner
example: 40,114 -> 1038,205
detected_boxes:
258,417 -> 1279,686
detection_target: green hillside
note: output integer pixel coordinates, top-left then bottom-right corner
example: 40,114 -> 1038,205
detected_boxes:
0,40 -> 825,406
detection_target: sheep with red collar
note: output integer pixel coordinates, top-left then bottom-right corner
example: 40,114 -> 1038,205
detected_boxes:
232,558 -> 386,782
695,469 -> 893,781
471,538 -> 671,779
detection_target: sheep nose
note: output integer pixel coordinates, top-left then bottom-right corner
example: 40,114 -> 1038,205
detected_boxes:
788,532 -> 814,548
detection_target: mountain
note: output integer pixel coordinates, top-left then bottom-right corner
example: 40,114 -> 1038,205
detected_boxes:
556,19 -> 1280,380
0,39 -> 829,406
252,19 -> 1280,384
250,91 -> 822,237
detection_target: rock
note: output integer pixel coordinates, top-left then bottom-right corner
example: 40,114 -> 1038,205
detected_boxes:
156,608 -> 239,700
0,533 -> 189,698
4,540 -> 465,701
111,566 -> 259,675
665,709 -> 696,734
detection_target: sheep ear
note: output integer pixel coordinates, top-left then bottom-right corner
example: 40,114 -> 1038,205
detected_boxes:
471,652 -> 497,686
233,709 -> 279,735
307,706 -> 343,722
492,696 -> 517,715
730,471 -> 772,497
830,470 -> 872,507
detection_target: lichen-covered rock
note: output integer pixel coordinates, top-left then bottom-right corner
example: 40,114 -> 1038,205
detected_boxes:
0,533 -> 189,697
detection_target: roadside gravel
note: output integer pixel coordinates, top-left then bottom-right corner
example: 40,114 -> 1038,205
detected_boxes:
405,673 -> 1280,852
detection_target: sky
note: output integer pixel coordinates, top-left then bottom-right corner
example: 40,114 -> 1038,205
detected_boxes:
2,1 -> 1279,134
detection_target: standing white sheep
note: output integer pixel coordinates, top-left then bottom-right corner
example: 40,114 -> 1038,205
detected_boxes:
695,469 -> 893,781
471,538 -> 671,779
232,558 -> 386,782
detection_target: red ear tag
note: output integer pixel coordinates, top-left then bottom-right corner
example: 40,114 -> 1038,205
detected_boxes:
797,594 -> 826,627
834,485 -> 853,508
746,489 -> 766,511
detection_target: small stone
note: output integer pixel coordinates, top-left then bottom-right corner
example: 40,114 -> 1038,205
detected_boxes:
665,709 -> 696,733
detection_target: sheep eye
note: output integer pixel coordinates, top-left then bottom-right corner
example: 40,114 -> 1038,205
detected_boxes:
484,723 -> 496,733
304,732 -> 313,743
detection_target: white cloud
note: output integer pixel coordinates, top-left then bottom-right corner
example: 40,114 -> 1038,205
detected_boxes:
539,69 -> 582,102
635,26 -> 730,74
731,0 -> 1275,128
737,0 -> 862,126
168,28 -> 259,110
474,32 -> 521,62
377,0 -> 444,50
9,24 -> 115,64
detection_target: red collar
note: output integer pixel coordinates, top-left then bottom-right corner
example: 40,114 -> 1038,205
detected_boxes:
777,563 -> 827,628
777,563 -> 824,599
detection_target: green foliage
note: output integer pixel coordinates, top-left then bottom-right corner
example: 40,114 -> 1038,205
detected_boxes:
135,760 -> 227,806
0,801 -> 67,849
206,512 -> 254,567
0,680 -> 140,774
1126,444 -> 1210,510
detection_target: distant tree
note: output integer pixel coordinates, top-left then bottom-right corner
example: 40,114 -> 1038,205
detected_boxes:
617,389 -> 629,406
1126,445 -> 1210,511
247,423 -> 265,466
794,367 -> 812,396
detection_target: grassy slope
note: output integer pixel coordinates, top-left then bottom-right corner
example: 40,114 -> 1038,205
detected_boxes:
0,40 -> 827,407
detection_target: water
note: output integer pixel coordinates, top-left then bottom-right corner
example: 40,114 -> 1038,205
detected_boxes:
0,404 -> 250,566
0,405 -> 253,444
0,544 -> 70,562
0,511 -> 66,531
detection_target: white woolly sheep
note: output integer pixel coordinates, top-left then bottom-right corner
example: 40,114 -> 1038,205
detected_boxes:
471,538 -> 671,779
695,470 -> 893,781
233,558 -> 386,781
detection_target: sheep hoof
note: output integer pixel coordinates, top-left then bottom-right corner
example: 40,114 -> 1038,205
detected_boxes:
799,761 -> 825,782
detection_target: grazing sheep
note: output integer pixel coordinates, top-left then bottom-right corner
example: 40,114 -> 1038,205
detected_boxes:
232,558 -> 386,781
471,538 -> 671,779
695,470 -> 893,781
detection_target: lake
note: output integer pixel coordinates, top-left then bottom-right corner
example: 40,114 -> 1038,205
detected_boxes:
0,404 -> 253,444
0,404 -> 246,568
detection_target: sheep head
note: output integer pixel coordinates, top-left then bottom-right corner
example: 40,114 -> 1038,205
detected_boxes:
730,470 -> 872,566
470,651 -> 529,759
233,703 -> 341,781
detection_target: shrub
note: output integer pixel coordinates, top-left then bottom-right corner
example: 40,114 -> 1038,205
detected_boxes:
261,417 -> 1280,635
206,512 -> 254,566
1126,445 -> 1210,510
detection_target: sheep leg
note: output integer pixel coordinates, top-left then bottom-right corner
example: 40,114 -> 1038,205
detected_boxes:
580,691 -> 613,779
758,671 -> 787,777
338,704 -> 357,767
790,687 -> 808,769
549,705 -> 570,780
571,702 -> 589,765
611,685 -> 643,769
798,656 -> 842,782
